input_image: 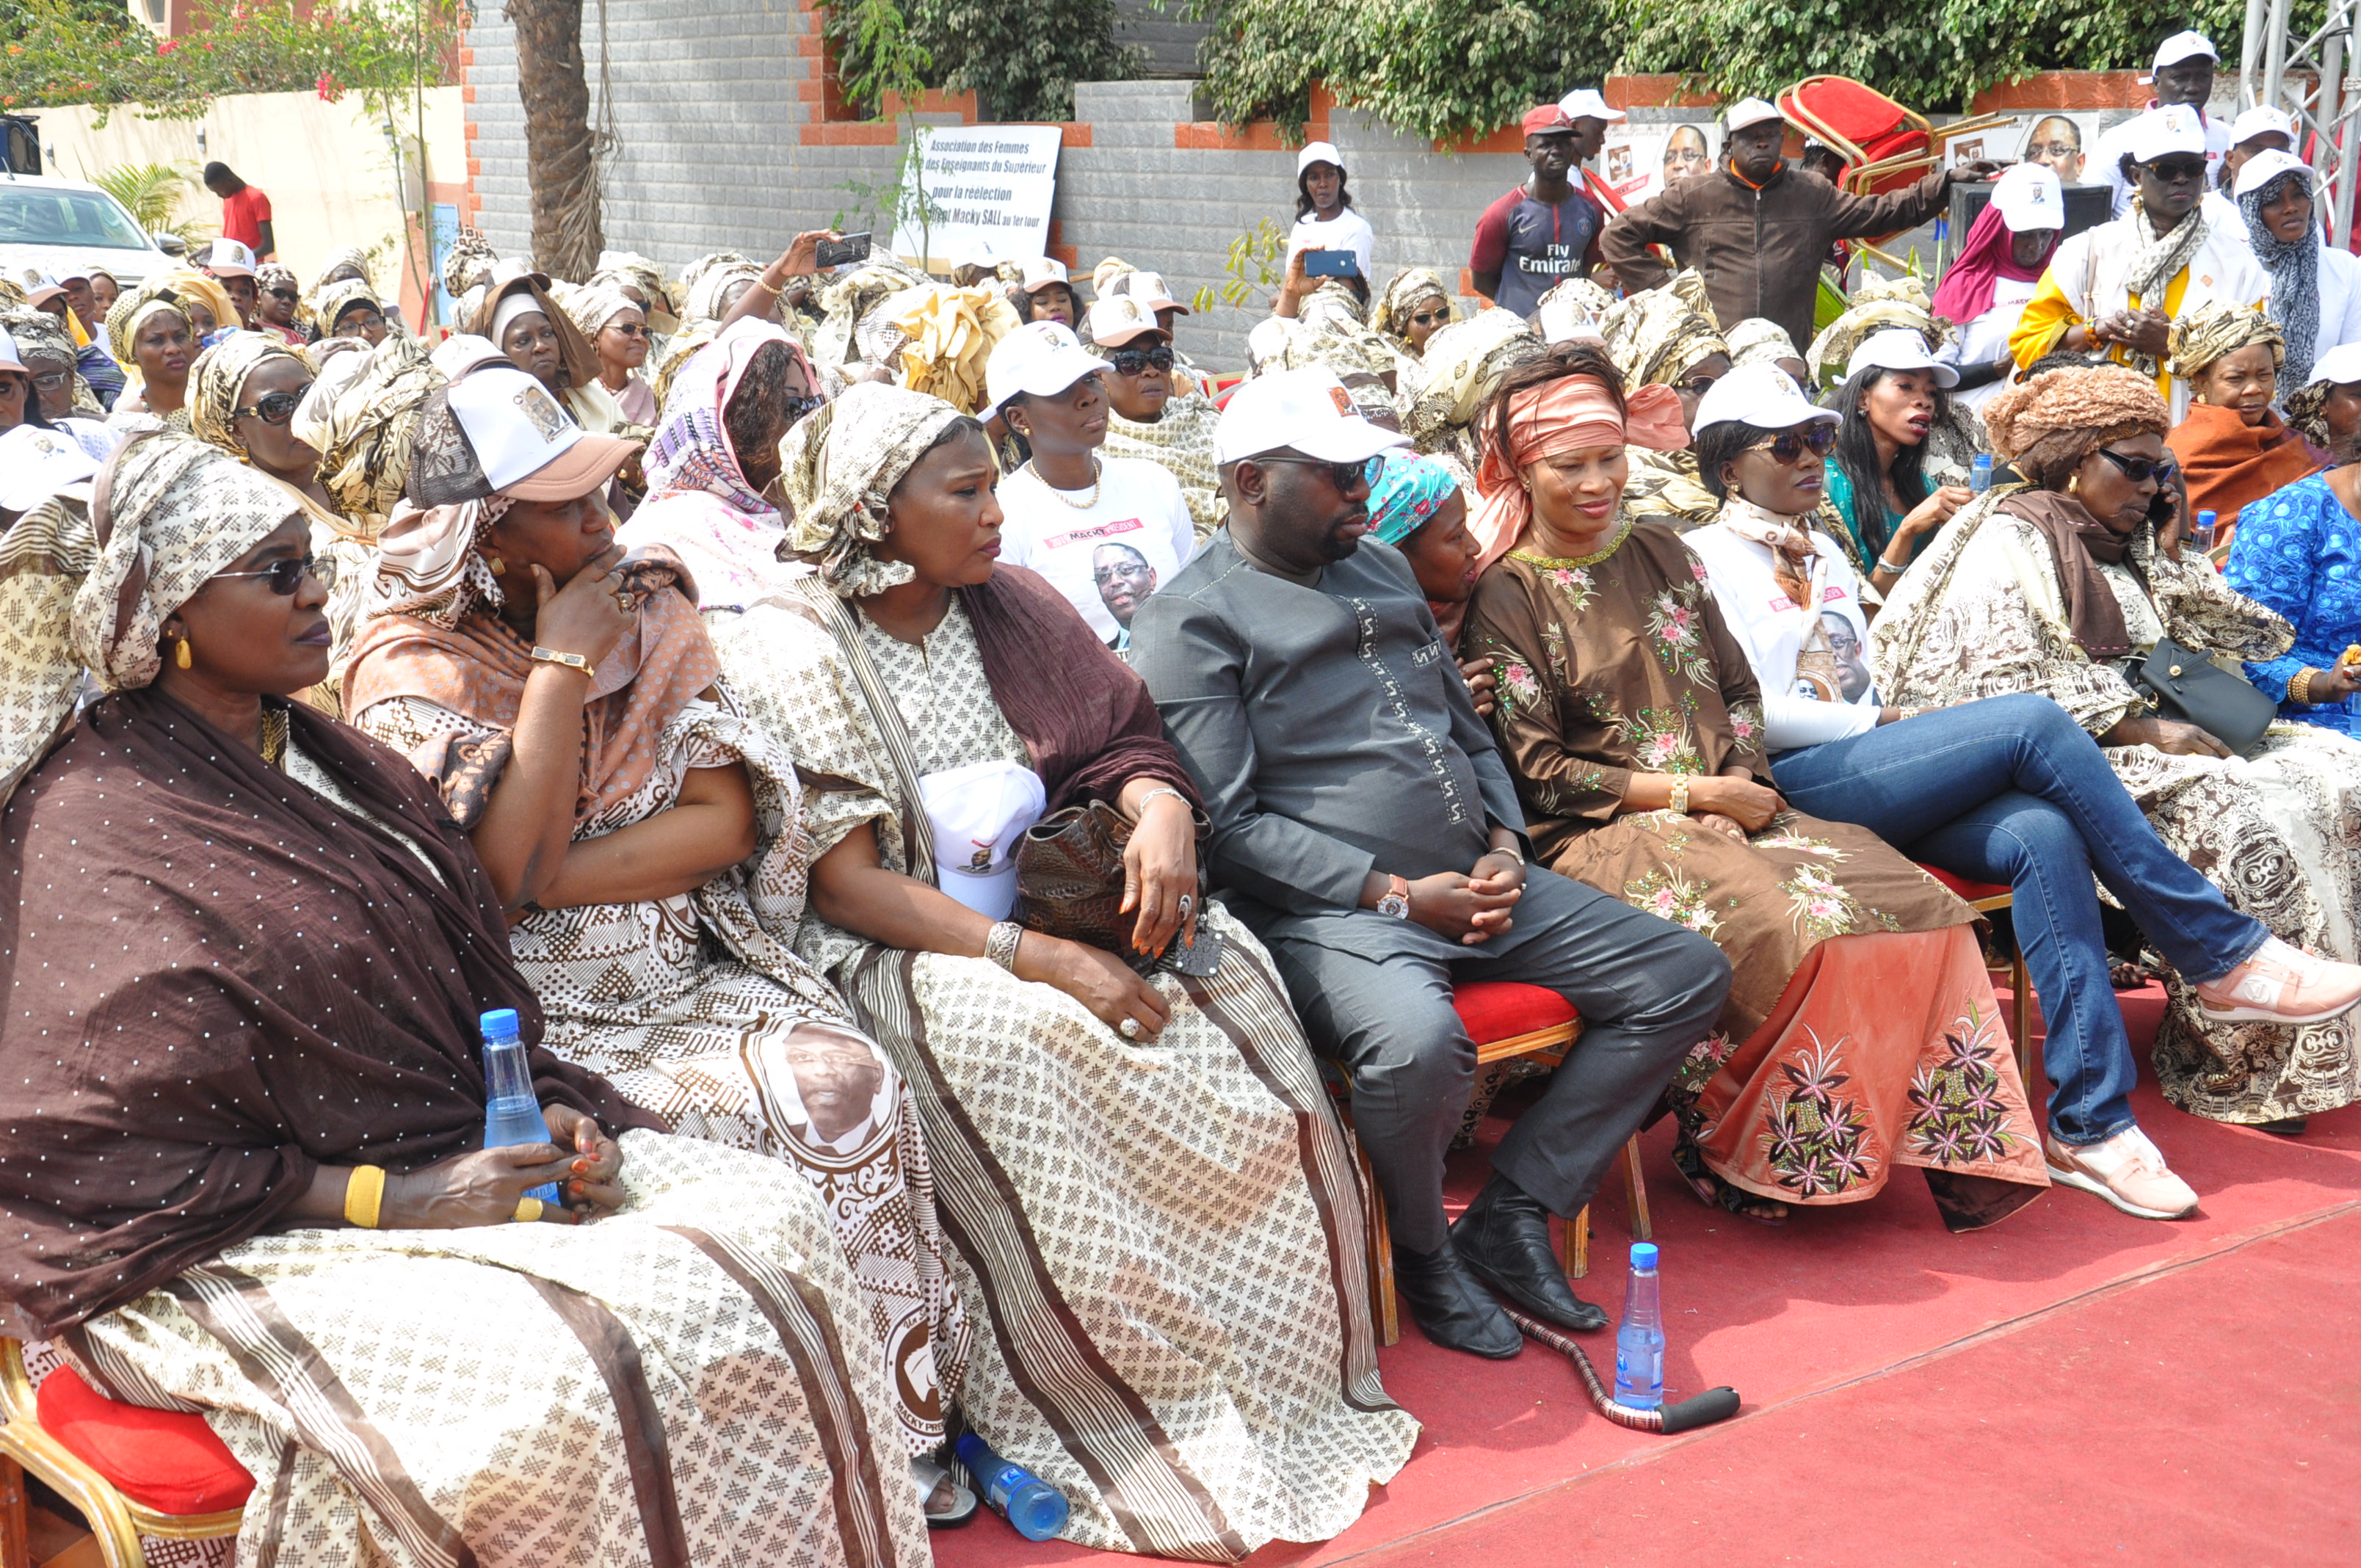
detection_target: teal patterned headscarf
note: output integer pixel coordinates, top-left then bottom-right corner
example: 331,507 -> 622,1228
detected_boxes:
1367,453 -> 1461,546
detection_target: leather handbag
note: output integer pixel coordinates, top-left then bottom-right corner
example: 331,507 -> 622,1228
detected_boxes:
1016,799 -> 1225,977
2132,636 -> 2277,758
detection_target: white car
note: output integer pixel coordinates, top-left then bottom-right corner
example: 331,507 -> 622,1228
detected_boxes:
0,171 -> 176,296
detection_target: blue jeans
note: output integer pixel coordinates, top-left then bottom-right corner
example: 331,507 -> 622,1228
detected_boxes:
1769,694 -> 2268,1147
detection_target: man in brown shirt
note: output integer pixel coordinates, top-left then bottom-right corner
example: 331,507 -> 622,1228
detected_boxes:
1602,97 -> 1975,349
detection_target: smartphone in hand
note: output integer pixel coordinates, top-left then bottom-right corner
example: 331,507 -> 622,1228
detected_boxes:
1302,249 -> 1358,279
816,232 -> 874,269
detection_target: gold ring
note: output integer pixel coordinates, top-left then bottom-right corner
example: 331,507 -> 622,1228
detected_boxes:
512,1196 -> 544,1223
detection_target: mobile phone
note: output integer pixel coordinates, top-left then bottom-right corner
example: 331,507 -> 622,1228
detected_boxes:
815,231 -> 873,269
1302,249 -> 1358,278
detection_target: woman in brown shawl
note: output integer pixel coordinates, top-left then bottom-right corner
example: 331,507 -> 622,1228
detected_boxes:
0,433 -> 932,1567
2163,302 -> 2321,552
1465,345 -> 2051,1230
699,382 -> 1419,1561
339,353 -> 974,1498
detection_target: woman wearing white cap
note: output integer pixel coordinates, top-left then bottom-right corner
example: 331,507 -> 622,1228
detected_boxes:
2235,148 -> 2361,385
1930,161 -> 2064,413
986,318 -> 1197,645
1689,361 -> 2361,1219
1288,139 -> 1376,290
2012,103 -> 2268,419
2203,104 -> 2296,241
1014,255 -> 1078,327
2090,31 -> 2231,218
1824,328 -> 1975,589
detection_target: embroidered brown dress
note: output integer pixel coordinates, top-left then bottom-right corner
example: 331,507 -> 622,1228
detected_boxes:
1465,522 -> 2048,1228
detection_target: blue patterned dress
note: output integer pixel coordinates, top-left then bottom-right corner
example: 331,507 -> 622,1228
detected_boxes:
2227,471 -> 2361,735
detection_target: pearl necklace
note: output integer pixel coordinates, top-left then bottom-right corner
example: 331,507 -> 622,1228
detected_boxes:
1031,456 -> 1102,509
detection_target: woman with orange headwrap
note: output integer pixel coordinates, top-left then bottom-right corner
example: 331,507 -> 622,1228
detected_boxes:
1462,343 -> 2050,1231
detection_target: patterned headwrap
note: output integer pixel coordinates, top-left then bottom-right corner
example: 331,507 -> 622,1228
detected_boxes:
561,280 -> 640,342
2283,374 -> 2343,446
311,246 -> 377,300
187,331 -> 308,457
103,278 -> 194,374
1370,266 -> 1454,344
1602,271 -> 1727,389
681,254 -> 764,327
255,261 -> 299,299
780,381 -> 968,596
311,333 -> 446,531
1367,454 -> 1462,545
2166,299 -> 2284,381
316,279 -> 382,336
0,304 -> 96,414
645,319 -> 814,513
1725,317 -> 1802,371
440,228 -> 498,301
0,433 -> 302,802
878,283 -> 1020,415
1981,366 -> 2169,490
592,252 -> 676,328
1400,307 -> 1544,453
1806,274 -> 1952,387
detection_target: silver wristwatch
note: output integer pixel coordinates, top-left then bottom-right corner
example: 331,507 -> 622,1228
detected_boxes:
1377,874 -> 1411,920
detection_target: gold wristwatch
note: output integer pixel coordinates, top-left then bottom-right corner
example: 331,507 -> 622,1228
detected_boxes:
1377,874 -> 1411,920
531,645 -> 593,674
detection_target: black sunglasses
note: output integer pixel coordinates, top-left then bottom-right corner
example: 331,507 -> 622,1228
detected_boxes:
2145,156 -> 2210,183
606,322 -> 652,338
1107,345 -> 1175,375
783,391 -> 825,425
266,287 -> 300,302
232,384 -> 312,426
2095,447 -> 2180,484
1747,425 -> 1838,464
1409,309 -> 1448,327
1254,453 -> 1385,491
212,552 -> 337,595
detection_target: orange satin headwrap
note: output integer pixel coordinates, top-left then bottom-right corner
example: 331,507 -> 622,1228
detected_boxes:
1475,376 -> 1689,501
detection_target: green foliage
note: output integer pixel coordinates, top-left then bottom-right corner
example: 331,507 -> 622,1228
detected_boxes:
824,0 -> 1138,123
1190,215 -> 1286,314
0,0 -> 466,122
1185,0 -> 2313,140
88,159 -> 211,244
824,0 -> 947,267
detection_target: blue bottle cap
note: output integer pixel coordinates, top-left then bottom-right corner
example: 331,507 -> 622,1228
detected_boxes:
2197,510 -> 2216,526
1972,454 -> 1991,468
479,1007 -> 521,1039
1631,1242 -> 1659,1269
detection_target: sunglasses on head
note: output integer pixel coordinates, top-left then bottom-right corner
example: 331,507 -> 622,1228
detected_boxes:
1107,344 -> 1175,375
211,552 -> 336,595
1255,452 -> 1385,491
232,384 -> 312,426
2095,447 -> 2179,484
1747,425 -> 1838,464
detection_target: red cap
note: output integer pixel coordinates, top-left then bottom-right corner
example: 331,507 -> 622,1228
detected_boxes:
1521,105 -> 1574,136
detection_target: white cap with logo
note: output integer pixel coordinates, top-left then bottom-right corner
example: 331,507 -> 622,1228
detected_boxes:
1990,160 -> 2065,232
407,344 -> 638,506
1018,256 -> 1070,293
2229,105 -> 2296,148
1112,269 -> 1189,315
0,423 -> 103,513
2150,30 -> 2219,73
984,319 -> 1106,417
2124,104 -> 2209,165
1556,88 -> 1627,125
1724,97 -> 1785,134
1692,361 -> 1841,437
2304,341 -> 2361,388
1846,327 -> 1960,389
1214,366 -> 1403,465
1086,295 -> 1165,349
2233,147 -> 2314,200
204,239 -> 259,278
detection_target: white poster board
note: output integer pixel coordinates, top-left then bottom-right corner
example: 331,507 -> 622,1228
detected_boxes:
1597,121 -> 1719,207
891,125 -> 1065,269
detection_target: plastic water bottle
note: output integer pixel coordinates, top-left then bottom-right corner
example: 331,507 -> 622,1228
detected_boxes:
955,1432 -> 1069,1542
2189,509 -> 2217,555
479,1009 -> 563,1205
1613,1242 -> 1666,1411
1969,453 -> 1992,494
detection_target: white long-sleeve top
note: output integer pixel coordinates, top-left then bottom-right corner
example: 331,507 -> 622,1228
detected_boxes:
1685,516 -> 1882,752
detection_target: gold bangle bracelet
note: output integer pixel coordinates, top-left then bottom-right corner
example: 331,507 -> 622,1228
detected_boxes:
1667,777 -> 1691,816
2290,669 -> 2321,705
344,1164 -> 385,1230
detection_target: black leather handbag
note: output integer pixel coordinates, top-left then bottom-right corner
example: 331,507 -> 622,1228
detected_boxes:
2132,637 -> 2277,758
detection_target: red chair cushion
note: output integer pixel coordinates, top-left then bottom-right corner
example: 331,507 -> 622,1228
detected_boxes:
37,1364 -> 254,1517
1919,863 -> 2011,904
1783,78 -> 1911,145
1452,981 -> 1579,1047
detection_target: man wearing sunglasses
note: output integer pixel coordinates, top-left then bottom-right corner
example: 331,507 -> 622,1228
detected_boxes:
2011,101 -> 2268,420
1134,366 -> 1730,1361
2088,31 -> 2230,220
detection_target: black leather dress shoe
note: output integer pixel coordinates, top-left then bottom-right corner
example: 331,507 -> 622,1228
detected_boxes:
1450,1174 -> 1609,1332
1391,1241 -> 1523,1359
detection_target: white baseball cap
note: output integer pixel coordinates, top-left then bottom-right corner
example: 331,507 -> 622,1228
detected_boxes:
2304,341 -> 2361,387
2150,30 -> 2219,73
1692,360 -> 1840,436
1724,97 -> 1785,134
19,274 -> 65,310
2233,147 -> 2314,199
919,760 -> 1045,921
954,236 -> 1002,270
1990,161 -> 2065,231
984,320 -> 1106,416
0,328 -> 23,375
2124,104 -> 2209,165
1296,139 -> 1345,175
1214,366 -> 1402,465
1846,327 -> 1960,388
0,422 -> 102,513
1556,88 -> 1627,125
1086,295 -> 1166,349
203,238 -> 258,278
410,355 -> 638,504
1018,256 -> 1070,293
2229,105 -> 2296,148
1115,269 -> 1189,316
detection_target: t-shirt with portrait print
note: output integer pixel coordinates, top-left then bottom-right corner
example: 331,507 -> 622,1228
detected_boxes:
998,455 -> 1197,644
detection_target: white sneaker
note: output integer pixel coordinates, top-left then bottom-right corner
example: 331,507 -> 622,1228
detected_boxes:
2044,1128 -> 2199,1221
2194,937 -> 2361,1025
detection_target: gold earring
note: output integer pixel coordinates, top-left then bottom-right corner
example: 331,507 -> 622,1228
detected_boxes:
487,554 -> 507,576
173,635 -> 192,670
2067,475 -> 2079,495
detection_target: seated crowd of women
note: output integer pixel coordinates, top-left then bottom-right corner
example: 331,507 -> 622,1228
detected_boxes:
4,236 -> 2361,1568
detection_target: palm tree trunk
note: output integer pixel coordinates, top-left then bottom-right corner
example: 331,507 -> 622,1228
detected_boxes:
505,0 -> 601,280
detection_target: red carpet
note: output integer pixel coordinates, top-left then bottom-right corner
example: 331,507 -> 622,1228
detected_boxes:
935,984 -> 2361,1565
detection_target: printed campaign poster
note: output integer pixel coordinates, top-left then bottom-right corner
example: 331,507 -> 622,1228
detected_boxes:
891,125 -> 1065,269
1597,121 -> 1719,207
